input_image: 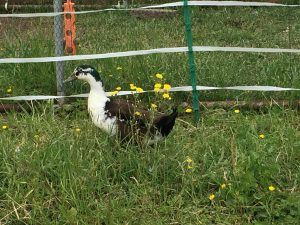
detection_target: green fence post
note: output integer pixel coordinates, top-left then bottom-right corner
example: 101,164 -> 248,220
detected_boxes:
183,0 -> 200,122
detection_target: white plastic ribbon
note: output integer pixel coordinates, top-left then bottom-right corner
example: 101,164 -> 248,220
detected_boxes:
1,85 -> 299,101
1,46 -> 300,64
142,1 -> 299,9
0,8 -> 123,18
0,1 -> 299,18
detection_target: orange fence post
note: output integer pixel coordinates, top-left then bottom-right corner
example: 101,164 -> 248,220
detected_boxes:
64,0 -> 76,55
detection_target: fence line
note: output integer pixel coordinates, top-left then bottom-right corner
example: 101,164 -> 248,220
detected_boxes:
1,1 -> 299,108
1,46 -> 300,64
0,1 -> 299,18
0,8 -> 124,18
142,1 -> 300,8
1,85 -> 300,101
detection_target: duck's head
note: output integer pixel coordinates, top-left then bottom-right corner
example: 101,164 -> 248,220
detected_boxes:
64,65 -> 103,85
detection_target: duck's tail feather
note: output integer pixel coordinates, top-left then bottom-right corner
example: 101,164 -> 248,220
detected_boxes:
155,107 -> 178,137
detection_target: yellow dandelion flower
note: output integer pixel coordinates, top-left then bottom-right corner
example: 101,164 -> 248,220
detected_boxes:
134,111 -> 141,116
154,83 -> 162,89
116,66 -> 122,70
234,109 -> 240,114
185,157 -> 193,169
130,84 -> 137,90
163,84 -> 171,91
220,183 -> 226,189
136,87 -> 144,93
168,97 -> 172,100
6,88 -> 12,93
151,103 -> 158,109
268,185 -> 275,192
208,194 -> 215,201
155,73 -> 163,79
154,87 -> 161,93
108,91 -> 119,96
185,108 -> 193,113
187,164 -> 193,169
185,156 -> 193,163
75,128 -> 81,133
259,134 -> 265,139
162,93 -> 170,99
116,86 -> 122,91
2,125 -> 8,130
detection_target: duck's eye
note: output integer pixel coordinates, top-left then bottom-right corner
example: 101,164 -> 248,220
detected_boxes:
75,70 -> 81,76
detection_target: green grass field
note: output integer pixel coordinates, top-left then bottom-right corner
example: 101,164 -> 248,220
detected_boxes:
1,4 -> 300,224
1,107 -> 300,224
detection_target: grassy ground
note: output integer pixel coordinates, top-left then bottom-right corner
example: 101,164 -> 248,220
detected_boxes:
1,106 -> 300,224
1,5 -> 300,225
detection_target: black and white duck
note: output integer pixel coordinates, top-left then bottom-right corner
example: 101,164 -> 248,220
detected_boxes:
64,65 -> 177,144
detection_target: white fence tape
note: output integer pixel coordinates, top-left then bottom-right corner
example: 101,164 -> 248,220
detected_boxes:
1,86 -> 299,101
1,46 -> 300,64
142,1 -> 299,8
0,8 -> 124,18
0,1 -> 299,18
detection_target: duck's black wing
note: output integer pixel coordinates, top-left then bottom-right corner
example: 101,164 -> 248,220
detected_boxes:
105,99 -> 177,141
104,99 -> 149,121
104,99 -> 150,141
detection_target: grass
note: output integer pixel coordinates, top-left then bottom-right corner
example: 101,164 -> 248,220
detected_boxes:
1,4 -> 300,224
1,106 -> 300,224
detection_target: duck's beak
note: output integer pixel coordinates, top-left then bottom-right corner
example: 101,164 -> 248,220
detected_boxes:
64,73 -> 77,83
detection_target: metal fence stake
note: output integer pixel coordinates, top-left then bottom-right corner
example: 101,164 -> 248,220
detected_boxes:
53,0 -> 65,105
183,0 -> 200,122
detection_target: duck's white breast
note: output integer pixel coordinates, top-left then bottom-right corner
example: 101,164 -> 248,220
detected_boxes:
88,94 -> 117,136
88,107 -> 117,136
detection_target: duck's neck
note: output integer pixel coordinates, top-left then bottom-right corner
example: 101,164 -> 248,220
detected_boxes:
88,81 -> 109,107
